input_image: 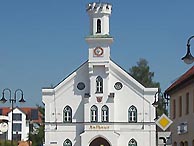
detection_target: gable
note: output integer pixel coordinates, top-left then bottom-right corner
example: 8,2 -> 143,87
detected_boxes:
109,60 -> 157,98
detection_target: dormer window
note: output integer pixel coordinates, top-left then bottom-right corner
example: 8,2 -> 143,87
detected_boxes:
96,76 -> 103,93
97,19 -> 101,33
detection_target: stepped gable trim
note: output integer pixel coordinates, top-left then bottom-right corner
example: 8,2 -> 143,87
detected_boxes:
166,66 -> 194,93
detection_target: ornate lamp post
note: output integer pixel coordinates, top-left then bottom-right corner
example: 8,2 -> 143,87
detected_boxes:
152,91 -> 162,146
152,90 -> 170,146
182,36 -> 194,64
0,88 -> 25,146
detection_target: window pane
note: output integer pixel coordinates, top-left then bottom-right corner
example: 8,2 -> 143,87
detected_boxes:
96,76 -> 103,93
91,106 -> 98,122
64,139 -> 72,146
31,109 -> 38,120
102,105 -> 109,122
13,113 -> 22,121
63,106 -> 72,123
13,123 -> 22,131
129,138 -> 137,146
128,106 -> 137,122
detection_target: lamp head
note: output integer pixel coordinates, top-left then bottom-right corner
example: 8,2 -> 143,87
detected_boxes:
152,101 -> 159,108
182,44 -> 194,64
0,96 -> 7,103
18,94 -> 25,103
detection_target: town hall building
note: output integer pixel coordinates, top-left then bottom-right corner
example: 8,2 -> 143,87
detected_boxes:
42,2 -> 158,146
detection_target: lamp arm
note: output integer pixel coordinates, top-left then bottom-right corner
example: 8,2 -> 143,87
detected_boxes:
14,89 -> 24,101
2,88 -> 11,99
187,35 -> 194,46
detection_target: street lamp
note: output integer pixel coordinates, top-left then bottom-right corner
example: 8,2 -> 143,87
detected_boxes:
152,90 -> 162,146
0,88 -> 26,146
182,35 -> 194,64
152,90 -> 170,146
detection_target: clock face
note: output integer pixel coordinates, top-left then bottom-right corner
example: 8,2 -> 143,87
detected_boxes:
94,47 -> 104,56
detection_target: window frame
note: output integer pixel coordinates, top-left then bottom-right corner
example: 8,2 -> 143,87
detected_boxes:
91,105 -> 98,122
97,19 -> 101,33
186,92 -> 189,114
128,138 -> 137,146
63,139 -> 72,146
96,76 -> 103,93
63,106 -> 72,123
128,105 -> 137,123
13,113 -> 22,121
179,96 -> 182,117
13,123 -> 22,132
102,105 -> 109,122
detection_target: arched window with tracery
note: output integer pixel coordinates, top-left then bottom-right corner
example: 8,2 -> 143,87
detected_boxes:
96,76 -> 103,93
63,139 -> 72,146
63,106 -> 72,123
128,105 -> 137,123
91,105 -> 98,122
128,138 -> 137,146
102,105 -> 109,122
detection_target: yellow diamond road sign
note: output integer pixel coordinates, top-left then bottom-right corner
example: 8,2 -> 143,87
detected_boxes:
156,114 -> 173,131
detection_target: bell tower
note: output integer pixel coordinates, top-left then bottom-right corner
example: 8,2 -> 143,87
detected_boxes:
85,2 -> 113,74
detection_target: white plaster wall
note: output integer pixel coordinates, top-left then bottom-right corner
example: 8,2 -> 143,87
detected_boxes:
43,61 -> 157,146
7,108 -> 28,141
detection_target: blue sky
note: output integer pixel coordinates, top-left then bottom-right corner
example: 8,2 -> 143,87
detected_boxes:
0,0 -> 193,106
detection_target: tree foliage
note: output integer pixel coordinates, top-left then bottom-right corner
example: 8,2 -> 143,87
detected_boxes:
29,105 -> 45,146
129,58 -> 160,88
0,140 -> 17,146
129,58 -> 167,116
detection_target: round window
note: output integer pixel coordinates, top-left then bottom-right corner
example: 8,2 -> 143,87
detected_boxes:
114,82 -> 123,90
77,82 -> 85,90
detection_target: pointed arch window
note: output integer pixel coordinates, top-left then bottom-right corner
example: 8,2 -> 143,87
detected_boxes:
102,105 -> 109,122
97,19 -> 101,33
128,105 -> 137,123
91,105 -> 98,122
96,76 -> 103,93
63,139 -> 72,146
63,106 -> 72,123
128,138 -> 137,146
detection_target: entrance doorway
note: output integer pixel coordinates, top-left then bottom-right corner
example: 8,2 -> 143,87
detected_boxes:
89,137 -> 110,146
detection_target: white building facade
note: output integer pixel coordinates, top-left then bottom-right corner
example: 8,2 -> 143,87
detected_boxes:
0,107 -> 41,142
42,2 -> 157,146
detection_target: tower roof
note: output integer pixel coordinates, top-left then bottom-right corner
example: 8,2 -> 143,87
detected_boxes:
86,2 -> 112,15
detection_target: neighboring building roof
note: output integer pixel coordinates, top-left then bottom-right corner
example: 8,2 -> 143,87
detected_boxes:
165,66 -> 194,94
0,107 -> 42,123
